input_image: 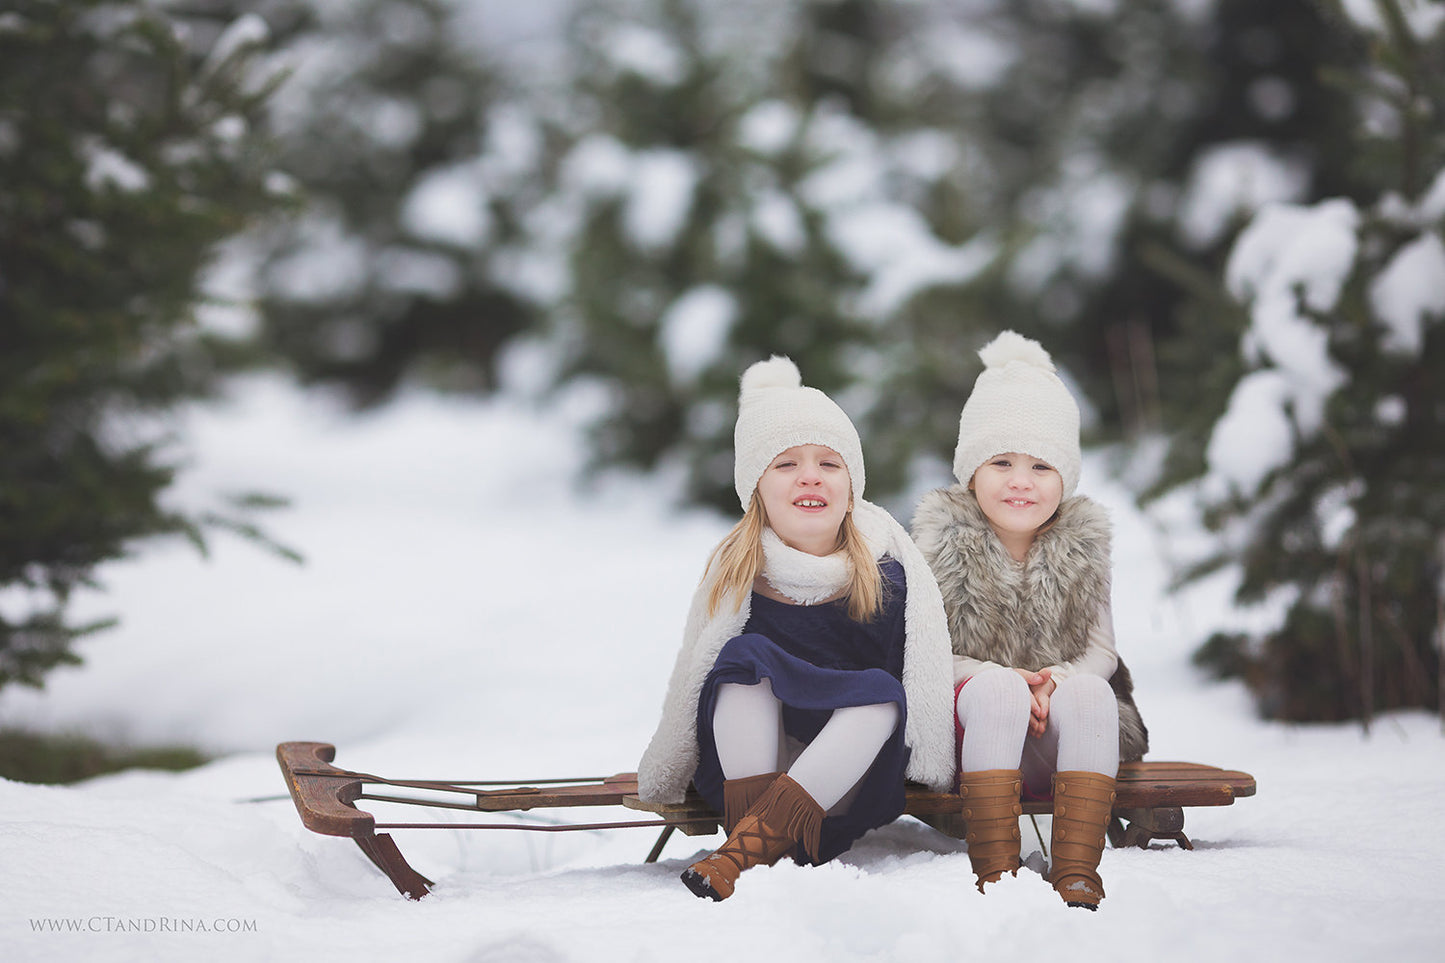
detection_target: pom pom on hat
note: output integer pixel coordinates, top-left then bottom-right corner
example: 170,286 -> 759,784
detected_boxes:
740,355 -> 804,394
733,355 -> 865,510
952,331 -> 1082,496
978,329 -> 1056,371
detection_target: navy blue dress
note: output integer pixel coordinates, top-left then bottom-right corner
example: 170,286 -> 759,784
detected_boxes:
692,558 -> 911,864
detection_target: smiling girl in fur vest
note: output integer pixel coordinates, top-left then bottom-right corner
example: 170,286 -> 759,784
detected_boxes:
911,331 -> 1149,911
638,357 -> 955,901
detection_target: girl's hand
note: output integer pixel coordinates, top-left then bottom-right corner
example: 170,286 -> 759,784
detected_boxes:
1013,667 -> 1057,738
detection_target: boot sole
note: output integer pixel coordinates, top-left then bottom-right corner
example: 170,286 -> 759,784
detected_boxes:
680,868 -> 724,901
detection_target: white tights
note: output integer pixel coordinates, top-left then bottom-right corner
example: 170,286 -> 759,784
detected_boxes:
955,670 -> 1119,785
711,679 -> 899,812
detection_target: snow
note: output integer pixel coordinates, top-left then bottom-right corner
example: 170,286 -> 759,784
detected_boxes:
660,286 -> 737,386
738,100 -> 800,156
598,23 -> 688,86
402,163 -> 493,248
1010,158 -> 1134,293
1339,0 -> 1445,38
1421,167 -> 1445,221
751,189 -> 808,254
263,213 -> 370,303
1175,142 -> 1308,249
3,378 -> 1442,962
1204,369 -> 1294,496
625,150 -> 699,252
82,137 -> 150,193
523,92 -> 712,259
1205,198 -> 1362,494
1370,232 -> 1445,356
919,22 -> 1016,91
198,13 -> 270,82
825,203 -> 999,317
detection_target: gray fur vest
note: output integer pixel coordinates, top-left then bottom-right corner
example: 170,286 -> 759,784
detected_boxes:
911,487 -> 1148,762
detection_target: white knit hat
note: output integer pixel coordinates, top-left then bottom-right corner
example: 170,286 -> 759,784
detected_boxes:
952,331 -> 1082,496
733,356 -> 865,510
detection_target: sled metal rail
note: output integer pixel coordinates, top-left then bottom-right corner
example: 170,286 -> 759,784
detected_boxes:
277,741 -> 1256,900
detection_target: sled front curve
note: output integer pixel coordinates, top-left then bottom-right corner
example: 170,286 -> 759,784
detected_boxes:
276,741 -> 434,899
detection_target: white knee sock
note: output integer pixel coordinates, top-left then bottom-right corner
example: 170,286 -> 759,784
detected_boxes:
1051,675 -> 1120,778
711,680 -> 782,779
787,702 -> 899,811
957,669 -> 1031,773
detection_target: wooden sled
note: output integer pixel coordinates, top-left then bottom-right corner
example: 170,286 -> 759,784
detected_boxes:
277,740 -> 1256,900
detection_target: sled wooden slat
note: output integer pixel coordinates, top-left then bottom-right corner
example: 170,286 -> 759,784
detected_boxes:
277,741 -> 1254,900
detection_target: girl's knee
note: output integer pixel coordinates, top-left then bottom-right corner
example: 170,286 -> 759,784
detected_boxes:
1052,674 -> 1118,723
1054,673 -> 1112,703
963,668 -> 1029,699
956,669 -> 1031,725
841,701 -> 900,735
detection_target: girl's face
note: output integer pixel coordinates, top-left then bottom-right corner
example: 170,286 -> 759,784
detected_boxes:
756,444 -> 852,556
970,451 -> 1063,558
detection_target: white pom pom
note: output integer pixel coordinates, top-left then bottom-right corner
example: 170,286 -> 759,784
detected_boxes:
977,330 -> 1055,372
740,355 -> 802,398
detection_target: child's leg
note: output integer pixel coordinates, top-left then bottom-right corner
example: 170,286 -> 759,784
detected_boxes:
682,700 -> 895,900
1044,675 -> 1119,910
711,679 -> 783,779
786,702 -> 899,811
956,669 -> 1030,772
955,670 -> 1032,891
1051,674 -> 1120,778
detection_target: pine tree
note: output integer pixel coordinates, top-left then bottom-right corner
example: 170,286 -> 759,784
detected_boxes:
532,0 -> 1379,512
530,0 -> 1036,510
247,0 -> 544,405
1151,0 -> 1445,724
227,0 -> 1414,543
0,0 -> 289,691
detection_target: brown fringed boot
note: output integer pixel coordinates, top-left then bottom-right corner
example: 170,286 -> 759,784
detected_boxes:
1048,770 -> 1117,910
958,769 -> 1024,893
681,773 -> 824,901
722,771 -> 782,835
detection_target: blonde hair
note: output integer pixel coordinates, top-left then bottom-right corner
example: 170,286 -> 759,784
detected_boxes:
705,491 -> 883,622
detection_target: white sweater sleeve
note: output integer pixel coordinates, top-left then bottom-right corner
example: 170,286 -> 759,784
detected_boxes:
952,653 -> 1006,685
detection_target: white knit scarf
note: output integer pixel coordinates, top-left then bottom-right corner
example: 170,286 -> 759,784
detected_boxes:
759,527 -> 852,605
637,500 -> 957,803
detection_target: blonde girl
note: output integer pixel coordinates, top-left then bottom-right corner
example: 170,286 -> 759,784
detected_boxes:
638,357 -> 955,901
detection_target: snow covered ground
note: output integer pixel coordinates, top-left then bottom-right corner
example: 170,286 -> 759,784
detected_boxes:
2,377 -> 1441,962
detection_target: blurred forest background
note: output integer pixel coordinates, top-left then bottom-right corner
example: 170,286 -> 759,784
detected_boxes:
2,0 -> 1442,733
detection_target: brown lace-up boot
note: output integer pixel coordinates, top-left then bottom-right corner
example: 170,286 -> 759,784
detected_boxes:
681,773 -> 824,901
1048,770 -> 1117,910
721,771 -> 782,835
958,769 -> 1023,893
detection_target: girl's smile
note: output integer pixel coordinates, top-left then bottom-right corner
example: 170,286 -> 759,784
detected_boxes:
971,452 -> 1063,560
756,444 -> 851,555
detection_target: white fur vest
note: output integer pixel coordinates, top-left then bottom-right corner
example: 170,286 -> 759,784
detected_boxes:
910,487 -> 1148,762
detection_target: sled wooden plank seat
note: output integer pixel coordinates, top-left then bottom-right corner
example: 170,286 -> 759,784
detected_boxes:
277,741 -> 1255,900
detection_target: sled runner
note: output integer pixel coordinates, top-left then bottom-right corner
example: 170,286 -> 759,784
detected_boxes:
276,741 -> 1256,900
